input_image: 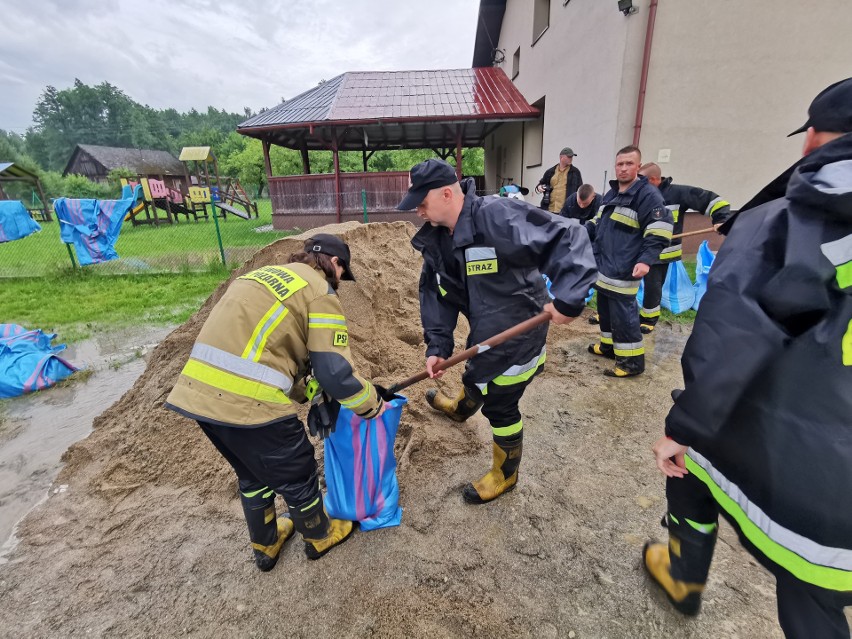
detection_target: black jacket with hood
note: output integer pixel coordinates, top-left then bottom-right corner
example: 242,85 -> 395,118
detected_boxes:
411,178 -> 597,387
655,178 -> 732,263
666,133 -> 852,591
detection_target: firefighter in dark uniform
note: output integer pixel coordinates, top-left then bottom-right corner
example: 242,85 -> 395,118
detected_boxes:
645,78 -> 852,638
398,159 -> 597,504
166,235 -> 385,570
636,162 -> 732,332
585,145 -> 671,377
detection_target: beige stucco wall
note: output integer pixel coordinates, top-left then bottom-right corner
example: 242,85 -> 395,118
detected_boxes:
484,0 -> 852,208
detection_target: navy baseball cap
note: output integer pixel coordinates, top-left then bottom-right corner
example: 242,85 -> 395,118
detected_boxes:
397,159 -> 459,210
788,77 -> 852,136
306,234 -> 355,281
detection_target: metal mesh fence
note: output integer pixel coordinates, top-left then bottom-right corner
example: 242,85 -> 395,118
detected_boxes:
0,187 -> 514,279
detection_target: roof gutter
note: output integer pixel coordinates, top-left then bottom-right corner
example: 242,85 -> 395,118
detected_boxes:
632,0 -> 659,147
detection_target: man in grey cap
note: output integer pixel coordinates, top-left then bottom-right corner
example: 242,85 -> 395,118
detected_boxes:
535,147 -> 583,213
399,158 -> 597,505
644,77 -> 852,636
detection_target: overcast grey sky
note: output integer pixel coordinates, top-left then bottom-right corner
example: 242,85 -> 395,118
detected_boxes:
0,0 -> 480,132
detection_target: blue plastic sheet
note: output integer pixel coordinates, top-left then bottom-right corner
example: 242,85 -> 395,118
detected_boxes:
661,261 -> 696,314
0,200 -> 41,243
323,395 -> 407,531
54,196 -> 136,266
0,324 -> 77,399
692,241 -> 716,311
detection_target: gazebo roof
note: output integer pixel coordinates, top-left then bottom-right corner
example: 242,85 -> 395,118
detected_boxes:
238,67 -> 539,151
0,162 -> 40,181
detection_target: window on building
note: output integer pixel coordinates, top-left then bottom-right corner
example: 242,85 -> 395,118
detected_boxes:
532,0 -> 550,44
525,97 -> 545,168
512,47 -> 520,80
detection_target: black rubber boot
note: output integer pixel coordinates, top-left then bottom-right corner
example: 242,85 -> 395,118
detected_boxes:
643,513 -> 717,616
425,386 -> 483,423
290,496 -> 354,561
604,353 -> 645,378
240,487 -> 294,572
588,343 -> 615,359
462,432 -> 522,504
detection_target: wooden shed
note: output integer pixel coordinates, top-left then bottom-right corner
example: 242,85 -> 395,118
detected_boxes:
63,144 -> 186,191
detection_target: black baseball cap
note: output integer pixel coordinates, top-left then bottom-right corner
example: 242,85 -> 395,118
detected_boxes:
306,234 -> 355,281
788,77 -> 852,136
397,159 -> 459,210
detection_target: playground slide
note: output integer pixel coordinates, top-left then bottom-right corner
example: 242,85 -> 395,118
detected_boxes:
215,201 -> 251,220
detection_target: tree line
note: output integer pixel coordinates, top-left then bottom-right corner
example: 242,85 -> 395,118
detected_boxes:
1,79 -> 483,201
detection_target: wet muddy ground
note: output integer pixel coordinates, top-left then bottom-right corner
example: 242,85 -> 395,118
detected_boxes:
0,326 -> 174,560
0,223 -> 846,638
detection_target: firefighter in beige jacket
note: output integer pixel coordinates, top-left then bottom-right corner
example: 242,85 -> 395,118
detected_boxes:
167,234 -> 384,570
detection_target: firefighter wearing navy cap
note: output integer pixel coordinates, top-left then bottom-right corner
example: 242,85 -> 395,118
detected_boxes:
585,145 -> 672,377
166,234 -> 385,570
645,78 -> 852,637
399,158 -> 597,504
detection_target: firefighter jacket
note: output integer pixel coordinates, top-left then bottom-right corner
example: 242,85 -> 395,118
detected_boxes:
411,178 -> 597,388
666,133 -> 852,592
585,176 -> 671,297
166,262 -> 381,427
560,192 -> 601,223
654,178 -> 731,263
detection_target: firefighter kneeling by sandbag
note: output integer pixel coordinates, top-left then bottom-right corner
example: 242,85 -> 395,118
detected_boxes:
399,159 -> 597,504
166,234 -> 385,571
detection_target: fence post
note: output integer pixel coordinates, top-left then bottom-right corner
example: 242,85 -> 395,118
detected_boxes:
211,203 -> 226,266
361,189 -> 368,223
65,243 -> 78,269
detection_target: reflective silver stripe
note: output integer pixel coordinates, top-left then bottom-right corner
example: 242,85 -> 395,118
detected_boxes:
647,221 -> 673,232
475,382 -> 488,392
688,448 -> 852,571
191,343 -> 293,392
705,197 -> 724,216
614,341 -> 643,350
612,206 -> 638,221
497,346 -> 546,378
641,305 -> 661,314
600,331 -> 613,339
661,245 -> 683,256
598,274 -> 639,290
247,305 -> 287,360
308,318 -> 347,327
821,234 -> 852,266
465,247 -> 496,262
666,204 -> 679,213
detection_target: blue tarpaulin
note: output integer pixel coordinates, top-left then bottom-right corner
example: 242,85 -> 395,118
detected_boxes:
323,395 -> 407,531
692,241 -> 716,311
54,196 -> 135,266
0,200 -> 41,243
0,324 -> 77,399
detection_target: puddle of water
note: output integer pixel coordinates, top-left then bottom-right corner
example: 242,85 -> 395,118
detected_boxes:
0,325 -> 175,562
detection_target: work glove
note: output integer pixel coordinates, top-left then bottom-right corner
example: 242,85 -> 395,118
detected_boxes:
307,390 -> 341,440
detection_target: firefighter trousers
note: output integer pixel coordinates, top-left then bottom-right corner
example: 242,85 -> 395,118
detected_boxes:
667,471 -> 852,638
597,290 -> 645,374
198,416 -> 320,511
640,263 -> 669,327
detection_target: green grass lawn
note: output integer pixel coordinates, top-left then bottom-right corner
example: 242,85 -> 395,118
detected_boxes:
0,199 -> 291,277
0,269 -> 231,342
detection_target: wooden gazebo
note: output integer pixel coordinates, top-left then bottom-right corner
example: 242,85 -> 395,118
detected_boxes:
237,68 -> 539,230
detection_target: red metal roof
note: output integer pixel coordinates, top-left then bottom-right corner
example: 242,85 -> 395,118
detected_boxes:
239,67 -> 538,131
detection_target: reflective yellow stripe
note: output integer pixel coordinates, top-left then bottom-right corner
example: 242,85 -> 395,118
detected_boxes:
243,302 -> 283,359
600,335 -> 614,345
438,285 -> 448,297
660,246 -> 683,260
242,486 -> 271,498
300,497 -> 320,512
341,382 -> 372,409
708,200 -> 730,216
308,313 -> 346,320
492,419 -> 523,437
687,453 -> 852,591
686,518 -> 717,534
492,352 -> 546,387
613,346 -> 645,357
640,307 -> 661,319
181,360 -> 291,405
466,259 -> 498,275
644,229 -> 673,240
836,261 -> 852,289
610,212 -> 640,228
252,306 -> 289,362
596,280 -> 639,295
843,319 -> 852,366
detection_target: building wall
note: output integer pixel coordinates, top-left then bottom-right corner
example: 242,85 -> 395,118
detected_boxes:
639,0 -> 852,208
484,0 -> 852,210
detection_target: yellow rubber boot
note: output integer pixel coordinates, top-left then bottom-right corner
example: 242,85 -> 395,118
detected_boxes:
425,386 -> 483,422
643,542 -> 705,615
462,434 -> 522,504
251,518 -> 295,572
303,518 -> 355,560
290,497 -> 355,561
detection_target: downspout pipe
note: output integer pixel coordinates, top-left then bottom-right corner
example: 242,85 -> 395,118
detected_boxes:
632,0 -> 659,147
